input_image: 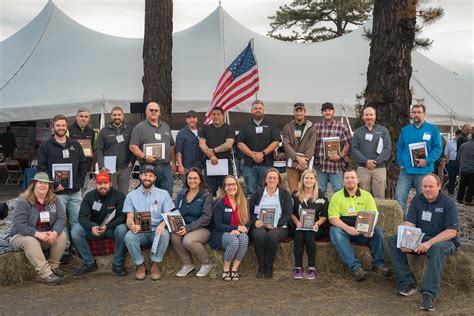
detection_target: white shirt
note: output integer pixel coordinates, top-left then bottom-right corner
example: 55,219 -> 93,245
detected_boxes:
444,139 -> 457,161
258,187 -> 282,223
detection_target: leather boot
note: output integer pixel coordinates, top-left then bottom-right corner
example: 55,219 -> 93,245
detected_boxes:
135,263 -> 146,281
150,262 -> 162,281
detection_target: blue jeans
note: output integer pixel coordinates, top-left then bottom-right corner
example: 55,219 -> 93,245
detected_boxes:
71,223 -> 127,266
243,165 -> 270,198
124,229 -> 170,265
315,167 -> 343,194
56,191 -> 82,253
153,164 -> 174,196
395,169 -> 424,214
387,235 -> 457,298
330,226 -> 385,272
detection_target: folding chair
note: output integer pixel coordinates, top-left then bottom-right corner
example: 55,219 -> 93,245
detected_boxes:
5,159 -> 23,185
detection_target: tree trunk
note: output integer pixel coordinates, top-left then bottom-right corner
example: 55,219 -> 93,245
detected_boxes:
364,0 -> 416,198
143,0 -> 173,124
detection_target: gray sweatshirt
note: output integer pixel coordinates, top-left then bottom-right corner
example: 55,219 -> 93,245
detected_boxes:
458,140 -> 474,173
351,124 -> 391,167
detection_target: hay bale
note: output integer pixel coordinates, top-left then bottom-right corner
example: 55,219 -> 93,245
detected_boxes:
0,251 -> 36,285
374,199 -> 404,235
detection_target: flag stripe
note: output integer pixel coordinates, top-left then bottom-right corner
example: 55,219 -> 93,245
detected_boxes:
215,75 -> 259,110
211,67 -> 258,107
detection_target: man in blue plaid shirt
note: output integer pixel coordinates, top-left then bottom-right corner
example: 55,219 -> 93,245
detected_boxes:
313,103 -> 352,194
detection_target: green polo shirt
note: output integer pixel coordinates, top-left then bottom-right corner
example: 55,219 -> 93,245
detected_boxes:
328,188 -> 377,219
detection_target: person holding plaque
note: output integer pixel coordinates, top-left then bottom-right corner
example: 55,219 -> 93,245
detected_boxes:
172,168 -> 214,277
395,104 -> 442,213
71,173 -> 128,277
10,172 -> 67,285
129,101 -> 176,196
199,107 -> 235,196
123,165 -> 175,280
249,168 -> 292,279
388,174 -> 459,312
313,102 -> 352,194
328,169 -> 389,281
210,175 -> 250,281
290,169 -> 328,280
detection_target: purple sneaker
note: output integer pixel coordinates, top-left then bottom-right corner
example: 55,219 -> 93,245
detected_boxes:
293,268 -> 303,280
306,269 -> 316,280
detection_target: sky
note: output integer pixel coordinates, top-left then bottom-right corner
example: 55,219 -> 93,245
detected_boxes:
0,0 -> 472,83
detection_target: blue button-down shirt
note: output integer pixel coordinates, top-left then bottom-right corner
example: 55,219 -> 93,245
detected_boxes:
123,186 -> 175,228
444,139 -> 457,161
175,126 -> 203,169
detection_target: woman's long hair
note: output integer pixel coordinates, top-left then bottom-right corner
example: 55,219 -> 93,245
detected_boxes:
296,169 -> 319,203
20,181 -> 56,205
220,175 -> 249,225
184,167 -> 211,193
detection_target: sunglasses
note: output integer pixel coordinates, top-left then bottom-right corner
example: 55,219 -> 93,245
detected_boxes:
148,109 -> 159,113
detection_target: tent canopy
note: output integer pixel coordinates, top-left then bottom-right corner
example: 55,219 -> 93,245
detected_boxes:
1,1 -> 472,125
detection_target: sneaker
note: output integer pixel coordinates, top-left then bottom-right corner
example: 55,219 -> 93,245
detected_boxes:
353,267 -> 367,281
372,264 -> 390,277
306,269 -> 316,280
38,273 -> 63,285
420,294 -> 435,312
293,268 -> 303,280
74,262 -> 98,276
398,283 -> 417,296
196,263 -> 213,277
51,267 -> 64,277
112,264 -> 127,277
176,265 -> 195,277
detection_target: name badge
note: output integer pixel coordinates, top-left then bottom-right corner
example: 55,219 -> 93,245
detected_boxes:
255,126 -> 263,134
254,206 -> 260,215
155,133 -> 161,141
225,208 -> 233,213
116,135 -> 124,143
294,130 -> 302,138
365,133 -> 373,141
92,201 -> 102,211
151,203 -> 159,213
348,207 -> 357,216
422,211 -> 432,221
39,211 -> 50,223
423,133 -> 431,141
62,149 -> 70,159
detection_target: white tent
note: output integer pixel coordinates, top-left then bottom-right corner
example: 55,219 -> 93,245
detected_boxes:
1,1 -> 472,125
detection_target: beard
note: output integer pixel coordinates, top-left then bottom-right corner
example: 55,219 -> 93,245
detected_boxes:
54,129 -> 66,137
142,180 -> 154,189
113,118 -> 122,125
98,187 -> 110,196
253,112 -> 263,121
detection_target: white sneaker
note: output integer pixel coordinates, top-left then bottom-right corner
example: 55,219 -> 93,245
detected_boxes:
196,263 -> 213,277
176,265 -> 195,277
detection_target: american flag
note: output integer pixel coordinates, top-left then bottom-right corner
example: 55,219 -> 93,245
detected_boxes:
204,41 -> 259,124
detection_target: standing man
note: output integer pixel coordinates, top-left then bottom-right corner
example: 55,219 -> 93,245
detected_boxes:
444,130 -> 462,197
237,100 -> 280,198
388,174 -> 459,312
176,110 -> 204,178
199,107 -> 235,196
456,132 -> 474,205
351,106 -> 391,198
314,102 -> 352,194
71,172 -> 128,277
129,102 -> 176,196
282,102 -> 317,192
457,124 -> 472,151
96,106 -> 134,194
395,104 -> 442,213
2,126 -> 17,159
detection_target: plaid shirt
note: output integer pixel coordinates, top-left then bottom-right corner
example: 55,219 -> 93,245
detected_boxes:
314,119 -> 351,173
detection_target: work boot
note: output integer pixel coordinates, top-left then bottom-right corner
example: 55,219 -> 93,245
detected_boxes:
74,262 -> 98,276
112,264 -> 127,277
372,264 -> 390,277
150,262 -> 162,281
38,273 -> 63,286
51,267 -> 64,277
353,267 -> 367,281
135,263 -> 146,281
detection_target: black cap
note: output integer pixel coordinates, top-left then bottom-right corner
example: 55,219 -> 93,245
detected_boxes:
293,102 -> 305,109
321,102 -> 334,111
140,164 -> 157,175
186,110 -> 197,117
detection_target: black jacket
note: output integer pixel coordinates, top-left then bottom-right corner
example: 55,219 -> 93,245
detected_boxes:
68,122 -> 96,171
249,186 -> 293,228
37,136 -> 87,194
78,187 -> 126,231
96,122 -> 134,170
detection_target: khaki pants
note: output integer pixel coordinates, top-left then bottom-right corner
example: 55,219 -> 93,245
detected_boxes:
10,231 -> 67,278
286,168 -> 304,193
357,166 -> 386,199
170,228 -> 210,265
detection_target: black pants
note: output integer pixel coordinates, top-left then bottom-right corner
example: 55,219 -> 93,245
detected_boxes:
446,160 -> 459,194
457,171 -> 474,203
293,229 -> 325,267
251,227 -> 288,266
205,175 -> 225,196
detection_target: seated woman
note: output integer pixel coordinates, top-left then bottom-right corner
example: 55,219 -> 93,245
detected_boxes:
249,168 -> 292,279
10,172 -> 67,285
291,169 -> 328,280
209,175 -> 250,281
171,168 -> 214,277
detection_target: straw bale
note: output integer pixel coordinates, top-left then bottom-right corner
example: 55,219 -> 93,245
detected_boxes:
0,251 -> 35,285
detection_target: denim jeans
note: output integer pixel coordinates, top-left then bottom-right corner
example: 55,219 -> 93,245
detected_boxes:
387,235 -> 457,298
56,191 -> 82,253
395,169 -> 424,214
153,164 -> 174,196
243,165 -> 270,198
124,229 -> 170,265
71,223 -> 127,266
315,167 -> 343,194
330,225 -> 385,272
445,160 -> 459,195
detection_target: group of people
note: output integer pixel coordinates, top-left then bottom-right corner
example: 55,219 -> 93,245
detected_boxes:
8,100 -> 469,312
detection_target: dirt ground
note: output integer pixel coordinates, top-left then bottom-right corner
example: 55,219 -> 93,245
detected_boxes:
2,265 -> 473,315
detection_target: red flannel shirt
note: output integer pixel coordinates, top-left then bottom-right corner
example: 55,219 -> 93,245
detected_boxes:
314,119 -> 351,173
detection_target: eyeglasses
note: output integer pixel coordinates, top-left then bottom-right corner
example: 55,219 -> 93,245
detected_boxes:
187,177 -> 200,181
411,111 -> 423,114
148,109 -> 159,113
224,183 -> 237,187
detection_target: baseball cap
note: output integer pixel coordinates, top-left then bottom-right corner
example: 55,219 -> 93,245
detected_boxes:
186,110 -> 197,117
96,172 -> 110,184
321,102 -> 334,111
293,102 -> 305,109
140,164 -> 157,175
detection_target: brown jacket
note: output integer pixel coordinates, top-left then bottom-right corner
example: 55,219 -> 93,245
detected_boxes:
282,120 -> 317,169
